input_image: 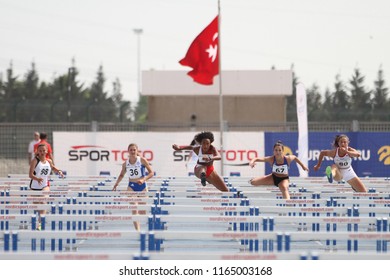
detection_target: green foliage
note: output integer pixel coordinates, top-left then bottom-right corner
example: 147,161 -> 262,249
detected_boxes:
1,61 -> 388,123
286,67 -> 389,122
306,84 -> 322,121
134,95 -> 148,123
0,60 -> 133,123
372,67 -> 389,121
286,64 -> 298,122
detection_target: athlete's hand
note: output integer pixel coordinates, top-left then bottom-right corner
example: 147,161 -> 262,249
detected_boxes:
137,178 -> 145,185
202,155 -> 213,162
339,146 -> 349,154
172,144 -> 180,150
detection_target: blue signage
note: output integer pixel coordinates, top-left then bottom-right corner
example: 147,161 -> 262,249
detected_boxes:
265,132 -> 390,177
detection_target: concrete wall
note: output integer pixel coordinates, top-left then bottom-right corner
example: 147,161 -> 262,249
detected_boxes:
143,70 -> 292,125
147,95 -> 286,125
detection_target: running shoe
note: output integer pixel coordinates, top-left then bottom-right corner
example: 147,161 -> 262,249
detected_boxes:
200,172 -> 207,186
36,223 -> 42,231
325,166 -> 333,183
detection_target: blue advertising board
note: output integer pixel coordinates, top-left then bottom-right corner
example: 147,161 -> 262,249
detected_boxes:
265,132 -> 390,177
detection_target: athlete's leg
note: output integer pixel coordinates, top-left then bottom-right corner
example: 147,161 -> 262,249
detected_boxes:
347,177 -> 367,192
195,165 -> 207,186
35,186 -> 50,230
332,164 -> 342,182
127,186 -> 147,231
277,179 -> 290,199
249,174 -> 274,186
206,171 -> 229,192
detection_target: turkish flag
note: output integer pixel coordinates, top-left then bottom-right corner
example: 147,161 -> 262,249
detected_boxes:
179,16 -> 219,85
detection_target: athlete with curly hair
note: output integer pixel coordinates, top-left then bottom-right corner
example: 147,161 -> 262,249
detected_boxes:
173,131 -> 228,192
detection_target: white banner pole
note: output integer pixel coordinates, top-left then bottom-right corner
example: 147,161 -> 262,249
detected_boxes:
296,83 -> 308,177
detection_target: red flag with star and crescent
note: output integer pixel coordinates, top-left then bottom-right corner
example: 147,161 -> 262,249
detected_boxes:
179,16 -> 219,85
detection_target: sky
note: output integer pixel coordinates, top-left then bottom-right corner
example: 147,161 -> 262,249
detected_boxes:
1,0 -> 389,105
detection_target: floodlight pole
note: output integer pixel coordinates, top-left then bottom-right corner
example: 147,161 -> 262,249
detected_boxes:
133,28 -> 143,100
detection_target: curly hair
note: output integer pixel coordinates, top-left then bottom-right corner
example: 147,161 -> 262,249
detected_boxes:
194,131 -> 215,143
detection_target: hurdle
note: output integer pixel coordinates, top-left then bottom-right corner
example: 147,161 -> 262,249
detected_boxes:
142,230 -> 390,254
0,252 -> 136,260
0,250 -> 390,260
1,175 -> 390,259
144,251 -> 390,260
0,230 -> 143,253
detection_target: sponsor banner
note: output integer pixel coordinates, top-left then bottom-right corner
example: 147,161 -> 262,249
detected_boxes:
53,132 -> 264,177
265,132 -> 390,177
296,83 -> 308,177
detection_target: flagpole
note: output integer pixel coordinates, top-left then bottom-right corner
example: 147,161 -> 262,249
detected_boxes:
217,0 -> 224,177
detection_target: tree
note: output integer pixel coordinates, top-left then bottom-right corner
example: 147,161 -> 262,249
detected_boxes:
286,64 -> 299,122
321,87 -> 333,121
306,83 -> 323,121
3,61 -> 20,99
87,65 -> 117,122
1,62 -> 25,121
112,78 -> 132,122
372,66 -> 389,121
23,62 -> 39,98
19,62 -> 41,121
330,74 -> 350,120
134,95 -> 148,123
349,68 -> 371,121
0,59 -> 129,123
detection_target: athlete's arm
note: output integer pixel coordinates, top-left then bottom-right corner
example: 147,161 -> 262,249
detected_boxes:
140,157 -> 154,183
172,144 -> 194,151
249,156 -> 272,168
343,146 -> 361,158
28,158 -> 43,183
208,146 -> 221,161
313,149 -> 334,171
112,162 -> 126,191
48,159 -> 64,177
289,155 -> 309,171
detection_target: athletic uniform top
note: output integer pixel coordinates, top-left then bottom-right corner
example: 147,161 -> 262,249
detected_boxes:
187,150 -> 199,173
334,148 -> 352,169
197,146 -> 214,166
126,156 -> 146,179
30,157 -> 51,190
272,156 -> 289,176
189,150 -> 199,163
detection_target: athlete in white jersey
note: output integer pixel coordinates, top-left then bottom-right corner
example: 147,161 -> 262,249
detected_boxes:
249,141 -> 309,199
314,134 -> 367,192
29,143 -> 64,229
125,155 -> 147,191
112,143 -> 154,231
30,158 -> 51,190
